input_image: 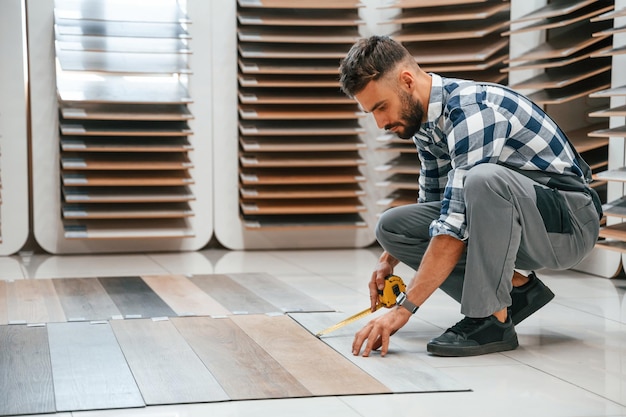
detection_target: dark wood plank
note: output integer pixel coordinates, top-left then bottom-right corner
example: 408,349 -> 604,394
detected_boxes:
110,318 -> 229,404
0,325 -> 55,415
52,277 -> 122,321
189,274 -> 281,315
47,321 -> 144,411
6,280 -> 67,324
225,273 -> 333,313
98,276 -> 176,318
172,316 -> 311,400
231,314 -> 390,396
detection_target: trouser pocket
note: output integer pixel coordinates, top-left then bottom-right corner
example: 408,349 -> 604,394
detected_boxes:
534,185 -> 573,234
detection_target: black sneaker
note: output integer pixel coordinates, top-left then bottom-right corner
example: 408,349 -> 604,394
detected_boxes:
426,316 -> 519,357
510,271 -> 555,325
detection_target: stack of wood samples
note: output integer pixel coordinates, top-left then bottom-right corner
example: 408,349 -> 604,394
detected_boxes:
375,0 -> 511,211
236,0 -> 368,230
506,0 -> 615,204
54,0 -> 195,240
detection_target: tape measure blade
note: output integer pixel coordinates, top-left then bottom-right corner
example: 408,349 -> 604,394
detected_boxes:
315,307 -> 373,337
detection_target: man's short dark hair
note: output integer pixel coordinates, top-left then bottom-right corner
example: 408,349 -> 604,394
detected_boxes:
339,35 -> 413,97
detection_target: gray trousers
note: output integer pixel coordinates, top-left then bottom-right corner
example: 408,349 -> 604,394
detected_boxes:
376,164 -> 600,318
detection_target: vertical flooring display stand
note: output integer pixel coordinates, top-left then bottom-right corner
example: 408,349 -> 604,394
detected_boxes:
27,0 -> 213,254
0,0 -> 30,255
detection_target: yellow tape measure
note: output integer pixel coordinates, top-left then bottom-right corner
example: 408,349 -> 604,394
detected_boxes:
316,275 -> 406,337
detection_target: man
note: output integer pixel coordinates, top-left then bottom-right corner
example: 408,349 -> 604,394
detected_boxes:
340,36 -> 602,357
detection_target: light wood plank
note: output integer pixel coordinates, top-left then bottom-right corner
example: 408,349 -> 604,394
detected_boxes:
238,74 -> 340,88
238,0 -> 362,9
527,75 -> 611,105
382,0 -> 486,8
510,62 -> 611,90
142,274 -> 230,316
61,137 -> 192,152
240,120 -> 364,136
231,314 -> 390,396
47,321 -> 144,411
240,153 -> 365,168
64,219 -> 195,239
0,281 -> 7,325
54,0 -> 190,23
189,274 -> 281,314
590,85 -> 626,98
61,154 -> 192,170
97,276 -> 176,318
241,199 -> 366,215
384,2 -> 508,24
60,121 -> 192,137
291,312 -> 470,392
60,103 -> 193,121
240,184 -> 365,200
55,19 -> 189,39
599,222 -> 626,240
589,105 -> 626,118
603,196 -> 626,219
588,126 -> 626,138
225,272 -> 333,313
172,316 -> 312,400
240,168 -> 366,185
504,4 -> 613,35
238,9 -> 362,26
239,105 -> 364,120
239,136 -> 365,152
57,50 -> 190,74
62,171 -> 193,186
239,59 -> 340,75
405,33 -> 508,64
62,203 -> 193,220
110,318 -> 229,404
55,35 -> 190,54
244,213 -> 367,230
52,277 -> 121,321
239,88 -> 350,103
63,186 -> 194,203
238,27 -> 359,44
392,15 -> 509,42
0,325 -> 55,415
6,279 -> 67,324
238,43 -> 348,59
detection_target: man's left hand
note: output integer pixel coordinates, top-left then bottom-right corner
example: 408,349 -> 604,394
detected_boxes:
352,307 -> 411,357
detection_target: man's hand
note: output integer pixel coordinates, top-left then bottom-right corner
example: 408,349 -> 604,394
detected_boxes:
369,253 -> 398,311
352,307 -> 411,357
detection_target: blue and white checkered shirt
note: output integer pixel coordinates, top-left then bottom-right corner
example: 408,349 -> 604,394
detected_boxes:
414,74 -> 590,241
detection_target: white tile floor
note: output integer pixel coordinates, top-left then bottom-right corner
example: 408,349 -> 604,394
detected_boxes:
3,247 -> 626,417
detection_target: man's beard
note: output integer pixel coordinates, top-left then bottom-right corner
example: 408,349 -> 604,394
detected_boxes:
385,90 -> 424,140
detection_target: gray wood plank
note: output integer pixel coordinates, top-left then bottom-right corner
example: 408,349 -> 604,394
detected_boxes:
172,316 -> 311,400
290,312 -> 470,393
110,318 -> 229,404
52,278 -> 122,321
98,276 -> 176,318
0,325 -> 56,415
225,272 -> 333,313
47,321 -> 144,411
231,314 -> 390,396
189,274 -> 281,314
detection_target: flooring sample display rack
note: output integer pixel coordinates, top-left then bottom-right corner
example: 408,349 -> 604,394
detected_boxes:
28,0 -> 214,253
0,0 -> 29,255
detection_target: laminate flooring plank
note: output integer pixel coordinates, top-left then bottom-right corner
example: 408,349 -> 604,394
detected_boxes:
98,276 -> 176,318
0,325 -> 55,415
172,316 -> 311,400
142,275 -> 230,317
110,318 -> 229,404
47,321 -> 144,411
52,278 -> 122,321
224,272 -> 334,313
290,312 -> 470,393
189,274 -> 281,315
231,314 -> 390,396
6,279 -> 67,324
0,281 -> 7,325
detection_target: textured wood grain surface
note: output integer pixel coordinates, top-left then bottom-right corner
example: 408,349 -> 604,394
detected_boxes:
110,318 -> 229,404
5,279 -> 66,324
142,274 -> 230,316
0,281 -> 7,325
231,314 -> 390,396
98,276 -> 176,318
52,278 -> 121,321
190,274 -> 281,314
172,316 -> 311,400
47,321 -> 144,411
0,325 -> 56,416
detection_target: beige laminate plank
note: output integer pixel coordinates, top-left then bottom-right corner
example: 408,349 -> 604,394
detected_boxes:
240,184 -> 365,199
240,152 -> 365,168
61,154 -> 192,170
238,59 -> 340,75
591,7 -> 626,22
240,121 -> 364,136
567,124 -> 609,153
110,319 -> 229,404
60,121 -> 192,137
590,85 -> 626,98
239,136 -> 365,152
591,44 -> 626,58
527,74 -> 611,105
510,62 -> 611,90
240,168 -> 366,185
241,198 -> 366,215
62,203 -> 193,220
231,314 -> 391,396
588,126 -> 626,138
599,222 -> 626,240
376,155 -> 421,175
243,213 -> 367,230
422,52 -> 506,73
0,281 -> 7,325
172,317 -> 312,400
238,0 -> 363,8
238,9 -> 362,26
55,35 -> 190,54
60,103 -> 193,121
392,15 -> 509,42
406,33 -> 508,64
382,0 -> 487,8
63,219 -> 194,239
238,43 -> 348,59
503,42 -> 612,72
376,173 -> 420,190
55,20 -> 189,39
239,88 -> 351,104
383,2 -> 509,24
61,137 -> 192,152
238,105 -> 364,120
56,50 -> 190,74
6,279 -> 67,324
590,105 -> 626,118
594,167 -> 626,182
141,275 -> 230,317
63,186 -> 194,203
238,74 -> 340,88
62,171 -> 193,186
238,27 -> 360,44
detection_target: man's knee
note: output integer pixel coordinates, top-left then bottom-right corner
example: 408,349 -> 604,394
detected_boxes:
464,164 -> 510,203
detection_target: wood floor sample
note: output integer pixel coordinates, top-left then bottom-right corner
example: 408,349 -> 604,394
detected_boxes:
0,281 -> 7,325
290,312 -> 470,393
172,316 -> 311,400
0,325 -> 55,416
231,314 -> 390,396
47,321 -> 144,411
189,274 -> 281,314
52,278 -> 122,321
98,276 -> 176,318
5,279 -> 67,324
110,318 -> 229,404
142,274 -> 230,316
225,272 -> 333,313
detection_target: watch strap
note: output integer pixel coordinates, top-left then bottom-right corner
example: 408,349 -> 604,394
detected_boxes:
397,292 -> 419,314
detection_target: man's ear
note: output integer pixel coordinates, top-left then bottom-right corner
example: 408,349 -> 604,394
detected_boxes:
398,70 -> 415,92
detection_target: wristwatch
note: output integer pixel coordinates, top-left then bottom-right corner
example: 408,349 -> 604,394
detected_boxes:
396,292 -> 419,314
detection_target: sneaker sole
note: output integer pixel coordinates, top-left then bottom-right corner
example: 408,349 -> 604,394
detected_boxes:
426,337 -> 519,357
511,285 -> 555,325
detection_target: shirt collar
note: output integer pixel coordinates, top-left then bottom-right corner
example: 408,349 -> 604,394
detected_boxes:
425,73 -> 444,127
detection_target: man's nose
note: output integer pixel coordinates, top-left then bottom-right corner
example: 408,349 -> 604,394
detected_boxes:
373,113 -> 387,129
